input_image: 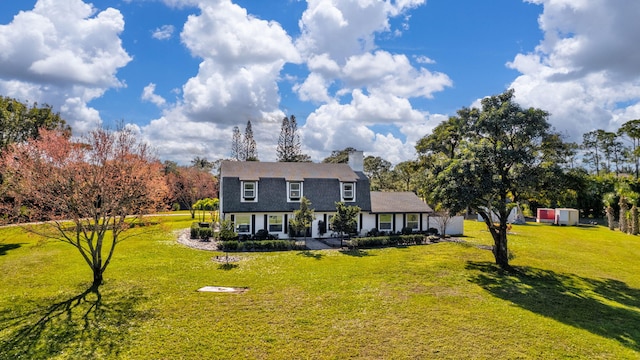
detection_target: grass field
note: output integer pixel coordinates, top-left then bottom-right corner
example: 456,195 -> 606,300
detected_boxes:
1,216 -> 640,359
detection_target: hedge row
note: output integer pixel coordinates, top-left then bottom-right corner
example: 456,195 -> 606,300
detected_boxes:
348,234 -> 427,248
219,240 -> 305,252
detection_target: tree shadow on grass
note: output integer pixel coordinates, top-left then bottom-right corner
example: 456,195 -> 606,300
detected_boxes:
466,261 -> 640,351
0,285 -> 151,359
218,263 -> 239,270
339,249 -> 374,257
0,243 -> 22,255
297,250 -> 324,260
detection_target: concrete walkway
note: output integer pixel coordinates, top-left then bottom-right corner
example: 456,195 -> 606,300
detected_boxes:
304,238 -> 332,250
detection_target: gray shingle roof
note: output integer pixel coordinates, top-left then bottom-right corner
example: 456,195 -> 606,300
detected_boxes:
220,161 -> 361,182
370,191 -> 433,213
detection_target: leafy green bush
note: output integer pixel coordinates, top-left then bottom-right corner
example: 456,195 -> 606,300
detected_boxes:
219,220 -> 238,240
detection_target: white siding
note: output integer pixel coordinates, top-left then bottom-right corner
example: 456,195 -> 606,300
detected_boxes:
430,215 -> 464,235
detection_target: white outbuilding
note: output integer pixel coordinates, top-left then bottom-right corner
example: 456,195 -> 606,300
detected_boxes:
554,208 -> 579,226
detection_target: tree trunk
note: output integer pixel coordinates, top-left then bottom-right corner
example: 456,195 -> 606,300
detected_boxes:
606,206 -> 615,230
478,209 -> 510,269
619,201 -> 628,233
632,205 -> 639,235
92,267 -> 103,289
491,225 -> 510,269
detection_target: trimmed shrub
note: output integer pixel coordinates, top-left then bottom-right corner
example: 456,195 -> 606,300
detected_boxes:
349,234 -> 426,248
190,222 -> 200,239
199,227 -> 213,240
220,241 -> 239,251
218,240 -> 305,252
253,229 -> 276,240
366,228 -> 380,237
401,226 -> 414,235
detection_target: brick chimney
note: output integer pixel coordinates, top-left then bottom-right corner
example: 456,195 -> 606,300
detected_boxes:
348,150 -> 364,172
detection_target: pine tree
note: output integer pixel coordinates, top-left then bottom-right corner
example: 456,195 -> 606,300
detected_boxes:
277,116 -> 292,161
277,115 -> 308,162
243,120 -> 258,161
231,126 -> 242,160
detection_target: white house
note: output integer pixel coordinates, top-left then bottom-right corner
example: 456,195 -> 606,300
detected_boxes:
219,152 -> 454,239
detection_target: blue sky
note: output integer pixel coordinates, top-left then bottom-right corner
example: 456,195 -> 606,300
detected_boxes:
1,0 -> 640,164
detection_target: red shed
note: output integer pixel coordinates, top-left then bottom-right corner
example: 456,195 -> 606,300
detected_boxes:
537,208 -> 555,223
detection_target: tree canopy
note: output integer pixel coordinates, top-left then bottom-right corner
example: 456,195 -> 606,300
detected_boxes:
425,89 -> 564,269
331,201 -> 360,246
290,197 -> 314,241
322,147 -> 358,164
0,95 -> 70,156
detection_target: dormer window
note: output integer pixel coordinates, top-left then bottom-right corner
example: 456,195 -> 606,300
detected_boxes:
288,182 -> 302,202
242,181 -> 257,202
342,182 -> 355,201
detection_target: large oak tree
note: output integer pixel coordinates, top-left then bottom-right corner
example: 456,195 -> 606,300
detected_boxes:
426,89 -> 564,269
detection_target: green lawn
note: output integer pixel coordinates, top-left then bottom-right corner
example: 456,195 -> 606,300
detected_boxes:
1,217 -> 640,359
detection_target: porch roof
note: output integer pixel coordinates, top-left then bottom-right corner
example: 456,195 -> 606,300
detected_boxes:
370,191 -> 433,214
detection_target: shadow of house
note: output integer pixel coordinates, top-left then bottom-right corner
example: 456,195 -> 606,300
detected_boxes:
466,262 -> 640,352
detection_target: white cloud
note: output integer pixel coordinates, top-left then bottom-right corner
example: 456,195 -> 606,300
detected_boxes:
141,83 -> 167,107
415,55 -> 435,65
300,89 -> 428,162
342,51 -> 451,98
152,24 -> 175,40
509,0 -> 640,140
0,0 -> 131,132
293,72 -> 331,103
142,0 -> 300,162
291,0 -> 449,162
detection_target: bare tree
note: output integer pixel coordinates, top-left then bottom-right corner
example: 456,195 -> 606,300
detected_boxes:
431,208 -> 453,238
1,127 -> 168,289
231,126 -> 242,160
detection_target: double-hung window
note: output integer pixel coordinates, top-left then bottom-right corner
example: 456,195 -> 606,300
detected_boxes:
288,182 -> 302,201
242,181 -> 257,202
342,182 -> 355,201
379,214 -> 393,231
406,214 -> 419,231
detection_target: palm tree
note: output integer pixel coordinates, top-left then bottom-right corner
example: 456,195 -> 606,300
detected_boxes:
616,181 -> 632,233
603,192 -> 617,231
628,192 -> 639,235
